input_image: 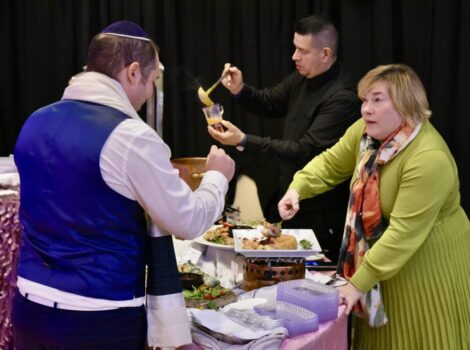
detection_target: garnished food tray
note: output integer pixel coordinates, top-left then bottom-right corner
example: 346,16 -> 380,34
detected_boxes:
183,285 -> 237,309
193,223 -> 255,250
193,232 -> 234,250
233,229 -> 321,258
179,261 -> 237,309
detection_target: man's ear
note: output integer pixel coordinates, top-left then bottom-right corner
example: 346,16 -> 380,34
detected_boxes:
321,47 -> 333,62
126,62 -> 141,85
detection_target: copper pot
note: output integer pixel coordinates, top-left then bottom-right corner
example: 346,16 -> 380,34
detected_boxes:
171,157 -> 206,191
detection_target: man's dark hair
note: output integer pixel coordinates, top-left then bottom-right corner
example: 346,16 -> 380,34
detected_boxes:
86,34 -> 158,82
294,15 -> 338,56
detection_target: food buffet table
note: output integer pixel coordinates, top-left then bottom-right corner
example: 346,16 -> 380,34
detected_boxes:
174,235 -> 348,350
1,156 -> 348,350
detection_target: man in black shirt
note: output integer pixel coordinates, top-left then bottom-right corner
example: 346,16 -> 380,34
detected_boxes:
207,15 -> 360,262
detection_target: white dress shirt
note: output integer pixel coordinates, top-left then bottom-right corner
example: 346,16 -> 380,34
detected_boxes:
18,72 -> 228,310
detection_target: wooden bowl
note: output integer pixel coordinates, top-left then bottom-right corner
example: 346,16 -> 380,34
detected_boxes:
171,157 -> 206,191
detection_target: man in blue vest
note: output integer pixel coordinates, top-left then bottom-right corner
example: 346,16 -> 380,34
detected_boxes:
13,21 -> 235,350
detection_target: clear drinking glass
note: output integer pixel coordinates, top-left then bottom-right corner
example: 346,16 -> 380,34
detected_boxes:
202,104 -> 224,132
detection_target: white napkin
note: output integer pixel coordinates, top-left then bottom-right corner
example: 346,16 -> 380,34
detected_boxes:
306,271 -> 348,287
191,325 -> 286,350
190,309 -> 284,341
0,173 -> 19,186
0,156 -> 17,175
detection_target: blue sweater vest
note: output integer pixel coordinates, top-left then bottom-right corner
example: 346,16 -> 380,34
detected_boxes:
14,100 -> 147,300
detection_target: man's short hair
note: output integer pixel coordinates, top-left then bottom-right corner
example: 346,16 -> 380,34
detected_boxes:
86,33 -> 158,83
294,15 -> 338,55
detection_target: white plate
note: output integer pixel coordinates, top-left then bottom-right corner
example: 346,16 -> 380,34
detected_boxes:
192,226 -> 234,250
305,253 -> 325,261
233,229 -> 321,257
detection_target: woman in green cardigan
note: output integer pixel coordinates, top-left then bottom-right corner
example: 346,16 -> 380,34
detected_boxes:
279,63 -> 470,349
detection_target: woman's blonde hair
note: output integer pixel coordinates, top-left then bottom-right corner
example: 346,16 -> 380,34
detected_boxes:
358,64 -> 432,126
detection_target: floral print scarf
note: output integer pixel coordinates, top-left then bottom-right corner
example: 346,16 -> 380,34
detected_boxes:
337,121 -> 421,327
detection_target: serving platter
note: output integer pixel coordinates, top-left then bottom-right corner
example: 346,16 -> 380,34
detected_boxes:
193,235 -> 234,250
233,229 -> 321,258
191,225 -> 234,250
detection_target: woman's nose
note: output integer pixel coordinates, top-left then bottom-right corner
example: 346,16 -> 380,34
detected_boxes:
361,101 -> 371,114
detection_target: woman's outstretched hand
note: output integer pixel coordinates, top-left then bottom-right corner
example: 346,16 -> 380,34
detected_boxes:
278,188 -> 300,220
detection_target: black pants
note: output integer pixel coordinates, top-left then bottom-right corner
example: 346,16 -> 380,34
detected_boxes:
12,292 -> 147,350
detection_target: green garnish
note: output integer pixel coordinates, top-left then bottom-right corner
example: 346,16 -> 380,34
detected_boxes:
210,236 -> 226,244
300,239 -> 313,249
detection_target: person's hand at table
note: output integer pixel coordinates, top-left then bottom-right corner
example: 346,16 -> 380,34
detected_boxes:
278,188 -> 300,220
205,145 -> 235,182
338,282 -> 364,315
207,120 -> 245,147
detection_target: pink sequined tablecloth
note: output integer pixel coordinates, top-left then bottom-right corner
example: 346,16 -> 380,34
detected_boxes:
0,186 -> 21,350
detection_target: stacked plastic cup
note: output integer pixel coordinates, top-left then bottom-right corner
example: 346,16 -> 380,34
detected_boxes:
276,279 -> 339,323
254,301 -> 319,337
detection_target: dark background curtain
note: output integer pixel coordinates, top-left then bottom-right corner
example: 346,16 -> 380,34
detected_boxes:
1,0 -> 468,214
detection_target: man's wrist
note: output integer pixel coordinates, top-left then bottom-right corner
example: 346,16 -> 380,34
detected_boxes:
232,84 -> 245,98
236,134 -> 247,151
